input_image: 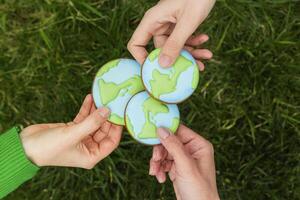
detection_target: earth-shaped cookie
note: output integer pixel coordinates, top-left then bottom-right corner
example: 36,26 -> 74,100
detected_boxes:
142,48 -> 199,104
92,59 -> 144,125
125,91 -> 180,145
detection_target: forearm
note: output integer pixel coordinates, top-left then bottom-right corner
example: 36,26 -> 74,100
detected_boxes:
0,127 -> 39,199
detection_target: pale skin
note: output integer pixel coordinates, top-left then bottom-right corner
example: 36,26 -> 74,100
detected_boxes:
128,0 -> 216,70
129,0 -> 218,199
20,94 -> 123,169
151,126 -> 220,200
19,1 -> 218,198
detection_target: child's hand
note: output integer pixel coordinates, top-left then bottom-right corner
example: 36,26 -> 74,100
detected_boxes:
20,94 -> 123,169
149,125 -> 219,200
128,0 -> 215,68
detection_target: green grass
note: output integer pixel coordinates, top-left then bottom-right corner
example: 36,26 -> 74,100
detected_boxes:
0,0 -> 299,199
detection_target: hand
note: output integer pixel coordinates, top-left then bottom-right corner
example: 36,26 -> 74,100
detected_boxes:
128,0 -> 215,69
149,125 -> 219,200
20,94 -> 123,169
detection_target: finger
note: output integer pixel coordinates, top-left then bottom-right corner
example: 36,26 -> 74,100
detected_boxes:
92,121 -> 111,142
107,124 -> 123,145
153,35 -> 168,48
183,45 -> 194,52
101,121 -> 111,133
149,158 -> 161,176
152,145 -> 166,161
185,34 -> 209,46
90,102 -> 97,113
94,124 -> 123,160
157,127 -> 192,170
196,60 -> 205,71
82,136 -> 99,154
150,145 -> 168,175
191,49 -> 213,60
93,130 -> 108,142
163,160 -> 172,172
158,16 -> 200,67
68,107 -> 110,142
156,169 -> 166,183
185,138 -> 213,159
168,165 -> 176,182
153,23 -> 175,48
74,94 -> 93,123
176,124 -> 206,144
127,9 -> 159,64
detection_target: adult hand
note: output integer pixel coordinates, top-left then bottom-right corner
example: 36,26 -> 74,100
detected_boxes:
128,0 -> 215,69
20,94 -> 123,169
149,125 -> 219,200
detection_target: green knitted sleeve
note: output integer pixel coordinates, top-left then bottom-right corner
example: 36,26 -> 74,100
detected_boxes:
0,127 -> 39,199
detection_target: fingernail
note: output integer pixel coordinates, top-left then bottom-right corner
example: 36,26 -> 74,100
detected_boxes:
153,151 -> 159,161
99,107 -> 110,118
157,175 -> 165,183
205,51 -> 213,59
159,54 -> 172,67
157,127 -> 170,139
149,166 -> 155,176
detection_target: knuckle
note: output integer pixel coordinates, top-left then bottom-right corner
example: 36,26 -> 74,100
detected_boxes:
144,8 -> 155,17
203,140 -> 214,155
164,39 -> 182,55
61,126 -> 70,134
90,116 -> 101,127
127,39 -> 133,51
84,163 -> 95,170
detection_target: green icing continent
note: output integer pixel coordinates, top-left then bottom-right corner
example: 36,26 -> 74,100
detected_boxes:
148,48 -> 161,62
96,59 -> 120,77
138,97 -> 169,139
98,75 -> 143,105
170,117 -> 179,133
191,66 -> 199,89
109,113 -> 124,125
149,55 -> 193,98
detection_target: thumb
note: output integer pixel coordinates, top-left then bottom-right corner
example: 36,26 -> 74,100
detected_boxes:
68,107 -> 110,142
157,127 -> 192,169
158,19 -> 197,67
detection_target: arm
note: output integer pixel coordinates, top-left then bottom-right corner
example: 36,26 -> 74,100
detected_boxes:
0,94 -> 122,198
0,126 -> 39,199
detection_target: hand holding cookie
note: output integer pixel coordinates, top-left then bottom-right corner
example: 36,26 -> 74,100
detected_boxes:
20,94 -> 123,168
127,0 -> 215,69
149,125 -> 219,200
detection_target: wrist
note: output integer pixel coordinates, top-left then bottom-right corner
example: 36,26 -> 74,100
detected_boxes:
20,131 -> 43,167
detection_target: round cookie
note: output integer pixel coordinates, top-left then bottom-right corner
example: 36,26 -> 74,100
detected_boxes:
92,59 -> 144,125
125,91 -> 180,145
142,48 -> 199,104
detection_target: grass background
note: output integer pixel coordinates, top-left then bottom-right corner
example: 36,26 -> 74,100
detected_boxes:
0,0 -> 299,199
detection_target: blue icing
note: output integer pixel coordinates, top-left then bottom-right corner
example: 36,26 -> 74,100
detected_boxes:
102,59 -> 140,84
159,65 -> 195,102
180,49 -> 197,65
106,88 -> 133,118
142,49 -> 198,103
152,104 -> 179,128
92,58 -> 142,125
92,77 -> 102,108
126,92 -> 147,136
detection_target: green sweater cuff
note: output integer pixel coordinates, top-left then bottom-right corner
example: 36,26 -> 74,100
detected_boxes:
0,127 -> 39,199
